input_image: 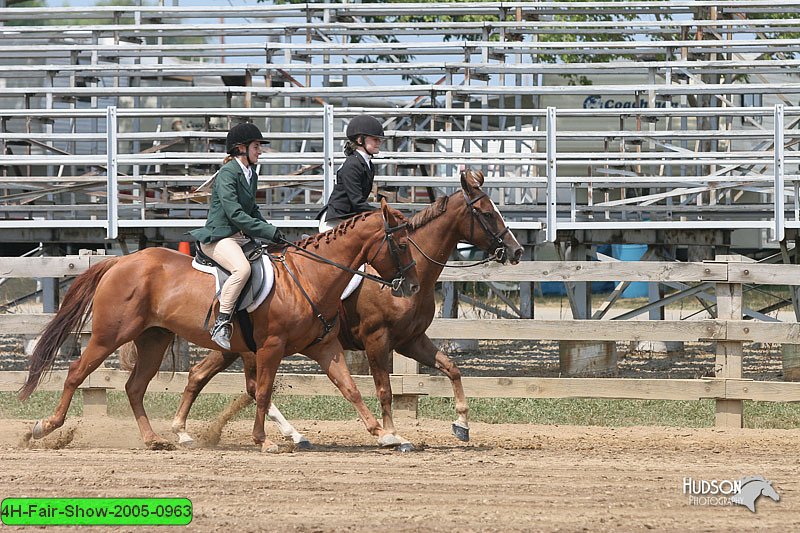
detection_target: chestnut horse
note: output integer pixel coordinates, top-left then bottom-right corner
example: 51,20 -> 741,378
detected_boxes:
172,169 -> 523,449
19,200 -> 419,452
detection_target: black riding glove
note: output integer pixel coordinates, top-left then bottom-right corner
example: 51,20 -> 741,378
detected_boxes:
271,229 -> 287,244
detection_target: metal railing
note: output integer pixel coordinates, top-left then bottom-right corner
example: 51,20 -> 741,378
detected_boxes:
2,104 -> 795,241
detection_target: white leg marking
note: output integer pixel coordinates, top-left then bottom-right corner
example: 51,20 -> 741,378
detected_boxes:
268,402 -> 307,444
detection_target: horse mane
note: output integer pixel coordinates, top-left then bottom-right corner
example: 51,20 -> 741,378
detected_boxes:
408,195 -> 449,232
296,210 -> 402,250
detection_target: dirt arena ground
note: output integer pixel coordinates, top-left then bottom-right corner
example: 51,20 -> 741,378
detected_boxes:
1,417 -> 798,532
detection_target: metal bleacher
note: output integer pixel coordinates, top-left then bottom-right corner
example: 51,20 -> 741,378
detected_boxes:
1,1 -> 800,251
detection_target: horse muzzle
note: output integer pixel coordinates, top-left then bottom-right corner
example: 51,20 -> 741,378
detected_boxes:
391,277 -> 420,297
495,245 -> 523,265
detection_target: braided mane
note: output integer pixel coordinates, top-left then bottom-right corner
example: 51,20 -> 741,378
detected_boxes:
295,209 -> 408,250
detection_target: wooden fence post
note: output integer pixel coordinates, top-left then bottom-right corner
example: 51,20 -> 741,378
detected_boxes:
81,388 -> 108,418
715,255 -> 743,428
392,352 -> 420,419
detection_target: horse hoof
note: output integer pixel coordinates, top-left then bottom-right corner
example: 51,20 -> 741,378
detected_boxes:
378,434 -> 402,448
32,420 -> 46,440
397,443 -> 415,453
295,439 -> 313,451
177,433 -> 196,449
147,440 -> 177,451
452,423 -> 470,442
261,443 -> 280,454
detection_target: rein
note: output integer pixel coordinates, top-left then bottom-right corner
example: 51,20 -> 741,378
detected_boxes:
272,248 -> 337,347
279,226 -> 413,292
270,215 -> 416,347
407,236 -> 497,268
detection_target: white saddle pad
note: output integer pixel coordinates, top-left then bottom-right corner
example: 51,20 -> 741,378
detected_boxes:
192,255 -> 275,313
193,256 -> 363,308
341,265 -> 366,300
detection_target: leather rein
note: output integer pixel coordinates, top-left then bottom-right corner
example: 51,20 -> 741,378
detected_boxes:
408,190 -> 510,268
271,214 -> 415,347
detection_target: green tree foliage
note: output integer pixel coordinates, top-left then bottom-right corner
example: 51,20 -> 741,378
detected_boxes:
4,0 -> 47,25
266,0 -> 675,85
747,12 -> 800,61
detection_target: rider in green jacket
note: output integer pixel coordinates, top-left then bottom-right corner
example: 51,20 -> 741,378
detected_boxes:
190,122 -> 284,349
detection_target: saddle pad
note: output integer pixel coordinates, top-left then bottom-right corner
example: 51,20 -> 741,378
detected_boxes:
341,264 -> 366,300
192,254 -> 275,313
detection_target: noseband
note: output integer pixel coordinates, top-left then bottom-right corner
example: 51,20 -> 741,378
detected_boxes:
463,190 -> 511,263
368,214 -> 417,292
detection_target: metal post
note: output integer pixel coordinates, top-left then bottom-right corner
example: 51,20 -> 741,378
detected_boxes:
323,104 -> 335,203
106,106 -> 118,240
774,104 -> 785,242
546,106 -> 557,242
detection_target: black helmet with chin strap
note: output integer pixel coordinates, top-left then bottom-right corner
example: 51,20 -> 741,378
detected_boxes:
226,122 -> 267,155
346,115 -> 385,142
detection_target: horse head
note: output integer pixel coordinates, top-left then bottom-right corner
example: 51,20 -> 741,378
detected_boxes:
369,198 -> 420,297
732,476 -> 780,512
459,168 -> 524,264
761,482 -> 780,502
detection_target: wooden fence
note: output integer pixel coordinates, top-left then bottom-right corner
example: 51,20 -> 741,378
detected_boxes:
2,254 -> 800,428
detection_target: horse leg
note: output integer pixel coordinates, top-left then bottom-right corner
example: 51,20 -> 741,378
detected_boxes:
307,343 -> 400,448
32,336 -> 120,440
252,344 -> 283,453
268,403 -> 311,449
369,349 -> 417,451
237,351 -> 310,449
126,328 -> 177,450
364,345 -> 399,436
397,334 -> 470,442
171,349 -> 240,446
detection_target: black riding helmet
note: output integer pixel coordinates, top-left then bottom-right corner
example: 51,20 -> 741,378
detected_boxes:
346,115 -> 385,142
226,122 -> 268,155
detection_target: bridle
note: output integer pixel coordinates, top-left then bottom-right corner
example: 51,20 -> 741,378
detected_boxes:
408,189 -> 511,268
363,215 -> 416,291
273,211 -> 416,347
463,190 -> 511,264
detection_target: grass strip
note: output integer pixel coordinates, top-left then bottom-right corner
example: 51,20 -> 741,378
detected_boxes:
2,391 -> 799,429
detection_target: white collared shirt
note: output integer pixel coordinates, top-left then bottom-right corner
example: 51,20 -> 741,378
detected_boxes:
356,149 -> 372,170
234,157 -> 252,184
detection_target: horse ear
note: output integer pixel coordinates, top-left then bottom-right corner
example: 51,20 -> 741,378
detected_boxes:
460,168 -> 484,192
380,197 -> 393,222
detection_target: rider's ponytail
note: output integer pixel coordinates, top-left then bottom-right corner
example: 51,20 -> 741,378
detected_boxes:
343,140 -> 357,156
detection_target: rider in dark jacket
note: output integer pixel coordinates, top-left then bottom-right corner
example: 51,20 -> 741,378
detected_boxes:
317,114 -> 385,231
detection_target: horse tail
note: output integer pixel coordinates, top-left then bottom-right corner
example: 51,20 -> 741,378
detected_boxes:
118,342 -> 138,372
18,257 -> 121,401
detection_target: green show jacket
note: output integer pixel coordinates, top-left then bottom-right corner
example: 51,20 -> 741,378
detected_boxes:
189,159 -> 279,244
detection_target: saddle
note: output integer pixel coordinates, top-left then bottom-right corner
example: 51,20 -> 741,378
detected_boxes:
192,240 -> 276,351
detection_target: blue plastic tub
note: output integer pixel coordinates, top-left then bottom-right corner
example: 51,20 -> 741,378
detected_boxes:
611,244 -> 649,298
